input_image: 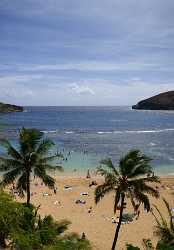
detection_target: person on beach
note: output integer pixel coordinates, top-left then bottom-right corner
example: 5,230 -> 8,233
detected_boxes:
136,210 -> 140,220
86,169 -> 91,179
87,206 -> 92,213
81,232 -> 86,240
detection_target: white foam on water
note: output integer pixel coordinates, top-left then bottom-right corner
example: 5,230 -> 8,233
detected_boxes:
43,128 -> 174,135
97,131 -> 113,134
41,130 -> 58,134
113,128 -> 174,134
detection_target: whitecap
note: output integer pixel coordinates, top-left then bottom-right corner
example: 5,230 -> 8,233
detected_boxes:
113,129 -> 174,134
41,130 -> 58,134
97,131 -> 113,134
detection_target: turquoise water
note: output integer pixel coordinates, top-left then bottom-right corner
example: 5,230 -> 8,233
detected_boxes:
1,106 -> 174,175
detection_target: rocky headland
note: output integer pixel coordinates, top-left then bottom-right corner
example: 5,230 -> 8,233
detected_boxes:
132,91 -> 174,110
0,102 -> 23,112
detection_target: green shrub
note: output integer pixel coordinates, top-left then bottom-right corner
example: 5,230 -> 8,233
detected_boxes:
0,190 -> 91,250
126,243 -> 140,250
156,241 -> 174,250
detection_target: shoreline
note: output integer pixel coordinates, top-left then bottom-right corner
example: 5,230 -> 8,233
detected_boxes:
51,169 -> 174,178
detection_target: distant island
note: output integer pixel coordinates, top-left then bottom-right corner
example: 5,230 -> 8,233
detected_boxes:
132,91 -> 174,110
0,102 -> 23,112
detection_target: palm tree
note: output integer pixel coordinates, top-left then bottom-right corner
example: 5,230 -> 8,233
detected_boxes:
0,128 -> 63,204
95,149 -> 160,250
152,198 -> 174,247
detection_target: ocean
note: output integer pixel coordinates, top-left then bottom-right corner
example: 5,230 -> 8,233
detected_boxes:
0,106 -> 174,175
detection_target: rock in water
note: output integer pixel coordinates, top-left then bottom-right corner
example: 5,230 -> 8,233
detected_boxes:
132,91 -> 174,110
0,102 -> 23,112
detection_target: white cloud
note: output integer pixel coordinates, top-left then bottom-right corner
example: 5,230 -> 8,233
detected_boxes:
68,83 -> 95,95
0,75 -> 173,106
0,74 -> 42,83
0,61 -> 165,72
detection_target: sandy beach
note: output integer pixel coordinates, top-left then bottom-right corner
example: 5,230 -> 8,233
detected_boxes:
10,174 -> 174,250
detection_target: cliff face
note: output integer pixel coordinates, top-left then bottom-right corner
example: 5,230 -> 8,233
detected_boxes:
132,91 -> 174,110
0,102 -> 23,112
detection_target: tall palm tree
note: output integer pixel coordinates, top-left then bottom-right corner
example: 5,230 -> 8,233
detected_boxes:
0,128 -> 63,204
95,149 -> 160,250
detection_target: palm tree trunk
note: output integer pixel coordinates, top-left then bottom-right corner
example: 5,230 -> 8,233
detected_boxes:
0,232 -> 6,248
111,193 -> 125,250
26,172 -> 30,204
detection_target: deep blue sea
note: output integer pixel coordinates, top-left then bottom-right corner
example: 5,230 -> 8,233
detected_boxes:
0,106 -> 174,175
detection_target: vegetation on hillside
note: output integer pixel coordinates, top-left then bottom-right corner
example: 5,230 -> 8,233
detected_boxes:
0,190 -> 91,250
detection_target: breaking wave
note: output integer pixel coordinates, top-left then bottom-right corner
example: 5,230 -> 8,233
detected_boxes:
98,128 -> 174,134
42,128 -> 174,135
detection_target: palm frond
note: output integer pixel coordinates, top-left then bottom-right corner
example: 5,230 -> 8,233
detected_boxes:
0,167 -> 22,187
95,183 -> 114,204
134,191 -> 150,212
142,184 -> 159,198
0,158 -> 23,171
151,207 -> 162,227
0,139 -> 22,160
128,164 -> 152,179
119,149 -> 152,177
34,167 -> 55,189
153,203 -> 168,228
129,179 -> 159,199
152,207 -> 174,242
100,158 -> 119,176
152,199 -> 174,243
54,219 -> 71,235
16,173 -> 27,197
38,155 -> 61,164
97,166 -> 118,186
128,188 -> 137,211
163,198 -> 174,231
42,174 -> 55,189
19,128 -> 43,155
96,165 -> 109,176
36,139 -> 55,155
137,175 -> 160,183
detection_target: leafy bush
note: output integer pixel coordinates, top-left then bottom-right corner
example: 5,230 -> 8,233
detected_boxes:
156,241 -> 174,250
0,190 -> 91,250
0,190 -> 23,247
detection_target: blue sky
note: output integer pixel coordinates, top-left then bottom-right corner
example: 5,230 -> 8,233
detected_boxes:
0,0 -> 174,106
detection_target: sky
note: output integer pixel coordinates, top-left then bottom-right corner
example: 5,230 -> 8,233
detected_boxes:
0,0 -> 174,106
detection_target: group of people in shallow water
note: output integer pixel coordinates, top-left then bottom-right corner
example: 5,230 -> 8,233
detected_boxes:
56,147 -> 91,164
